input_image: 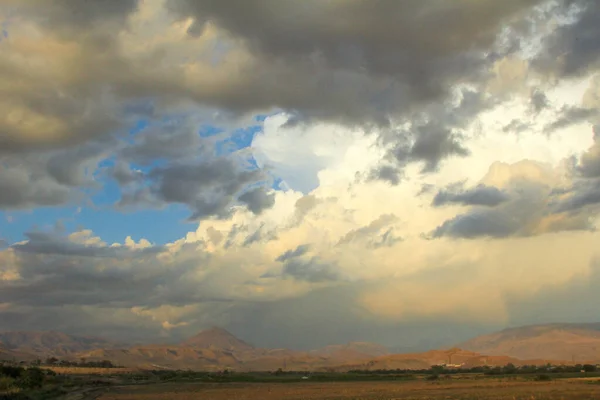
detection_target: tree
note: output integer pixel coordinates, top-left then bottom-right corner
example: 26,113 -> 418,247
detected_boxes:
45,357 -> 58,365
504,363 -> 517,374
583,364 -> 597,372
15,367 -> 45,389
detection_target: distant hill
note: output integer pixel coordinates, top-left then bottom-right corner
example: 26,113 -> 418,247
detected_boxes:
0,331 -> 122,358
310,342 -> 389,361
0,344 -> 37,362
6,323 -> 600,371
77,328 -> 390,371
455,323 -> 600,362
327,347 -> 569,372
180,327 -> 254,352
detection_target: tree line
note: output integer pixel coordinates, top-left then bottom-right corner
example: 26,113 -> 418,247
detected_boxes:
348,363 -> 598,375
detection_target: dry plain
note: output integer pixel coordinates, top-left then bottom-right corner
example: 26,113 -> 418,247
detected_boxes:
98,378 -> 600,400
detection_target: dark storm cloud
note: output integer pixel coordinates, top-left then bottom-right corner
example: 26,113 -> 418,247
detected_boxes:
543,106 -> 598,133
428,176 -> 594,239
502,119 -> 531,134
119,122 -> 210,166
5,0 -> 140,32
12,231 -> 165,258
370,165 -> 402,185
267,245 -> 340,282
241,223 -> 278,247
429,210 -> 519,239
168,0 -> 544,174
109,161 -> 143,185
0,240 -> 228,309
534,0 -> 600,78
117,158 -> 268,220
409,124 -> 471,172
0,0 -> 553,205
0,142 -> 111,210
577,125 -> 600,179
282,258 -> 341,283
378,122 -> 470,178
432,184 -> 511,207
371,89 -> 494,180
275,244 -> 311,263
0,163 -> 72,209
530,89 -> 550,113
46,143 -> 108,187
170,0 -> 540,93
238,187 -> 275,215
553,180 -> 600,213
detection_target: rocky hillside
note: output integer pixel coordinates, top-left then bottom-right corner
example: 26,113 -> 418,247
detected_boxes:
455,323 -> 600,362
180,327 -> 255,352
0,331 -> 122,357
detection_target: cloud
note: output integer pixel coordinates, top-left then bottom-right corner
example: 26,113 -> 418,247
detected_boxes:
578,125 -> 600,178
119,119 -> 212,166
3,0 -> 600,349
169,0 -> 539,121
432,184 -> 511,207
534,0 -> 600,78
4,0 -> 140,32
550,127 -> 600,213
428,160 -> 594,239
109,161 -> 144,186
530,89 -> 550,113
238,187 -> 275,215
502,119 -> 532,134
12,230 -> 165,258
0,142 -> 110,209
118,158 -> 268,220
543,106 -> 598,134
275,244 -> 311,263
337,214 -> 402,249
280,258 -> 342,283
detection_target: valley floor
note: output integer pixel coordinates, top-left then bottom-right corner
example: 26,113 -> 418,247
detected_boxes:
98,379 -> 600,400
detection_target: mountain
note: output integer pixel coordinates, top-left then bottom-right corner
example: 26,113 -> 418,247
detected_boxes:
455,323 -> 600,362
0,344 -> 37,362
6,323 -> 600,371
328,348 -> 569,372
77,328 -> 389,371
180,327 -> 254,352
310,342 -> 389,361
0,331 -> 122,358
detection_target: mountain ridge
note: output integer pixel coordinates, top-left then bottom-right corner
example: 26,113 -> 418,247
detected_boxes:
0,330 -> 123,357
4,323 -> 600,370
456,322 -> 600,361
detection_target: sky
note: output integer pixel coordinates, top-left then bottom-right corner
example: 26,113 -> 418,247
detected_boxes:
1,0 -> 600,351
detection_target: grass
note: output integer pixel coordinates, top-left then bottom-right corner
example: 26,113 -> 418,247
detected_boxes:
95,378 -> 600,400
5,369 -> 600,399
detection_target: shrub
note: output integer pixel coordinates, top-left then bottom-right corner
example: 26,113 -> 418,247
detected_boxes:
0,367 -> 23,380
0,376 -> 15,391
15,368 -> 44,389
535,374 -> 552,381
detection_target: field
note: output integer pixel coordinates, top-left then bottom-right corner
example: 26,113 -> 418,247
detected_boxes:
39,366 -> 139,375
98,378 -> 600,400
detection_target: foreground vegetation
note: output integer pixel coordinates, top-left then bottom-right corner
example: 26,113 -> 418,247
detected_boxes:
98,379 -> 600,400
2,362 -> 600,399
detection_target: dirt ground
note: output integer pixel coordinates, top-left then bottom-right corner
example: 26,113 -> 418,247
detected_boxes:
98,379 -> 600,400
